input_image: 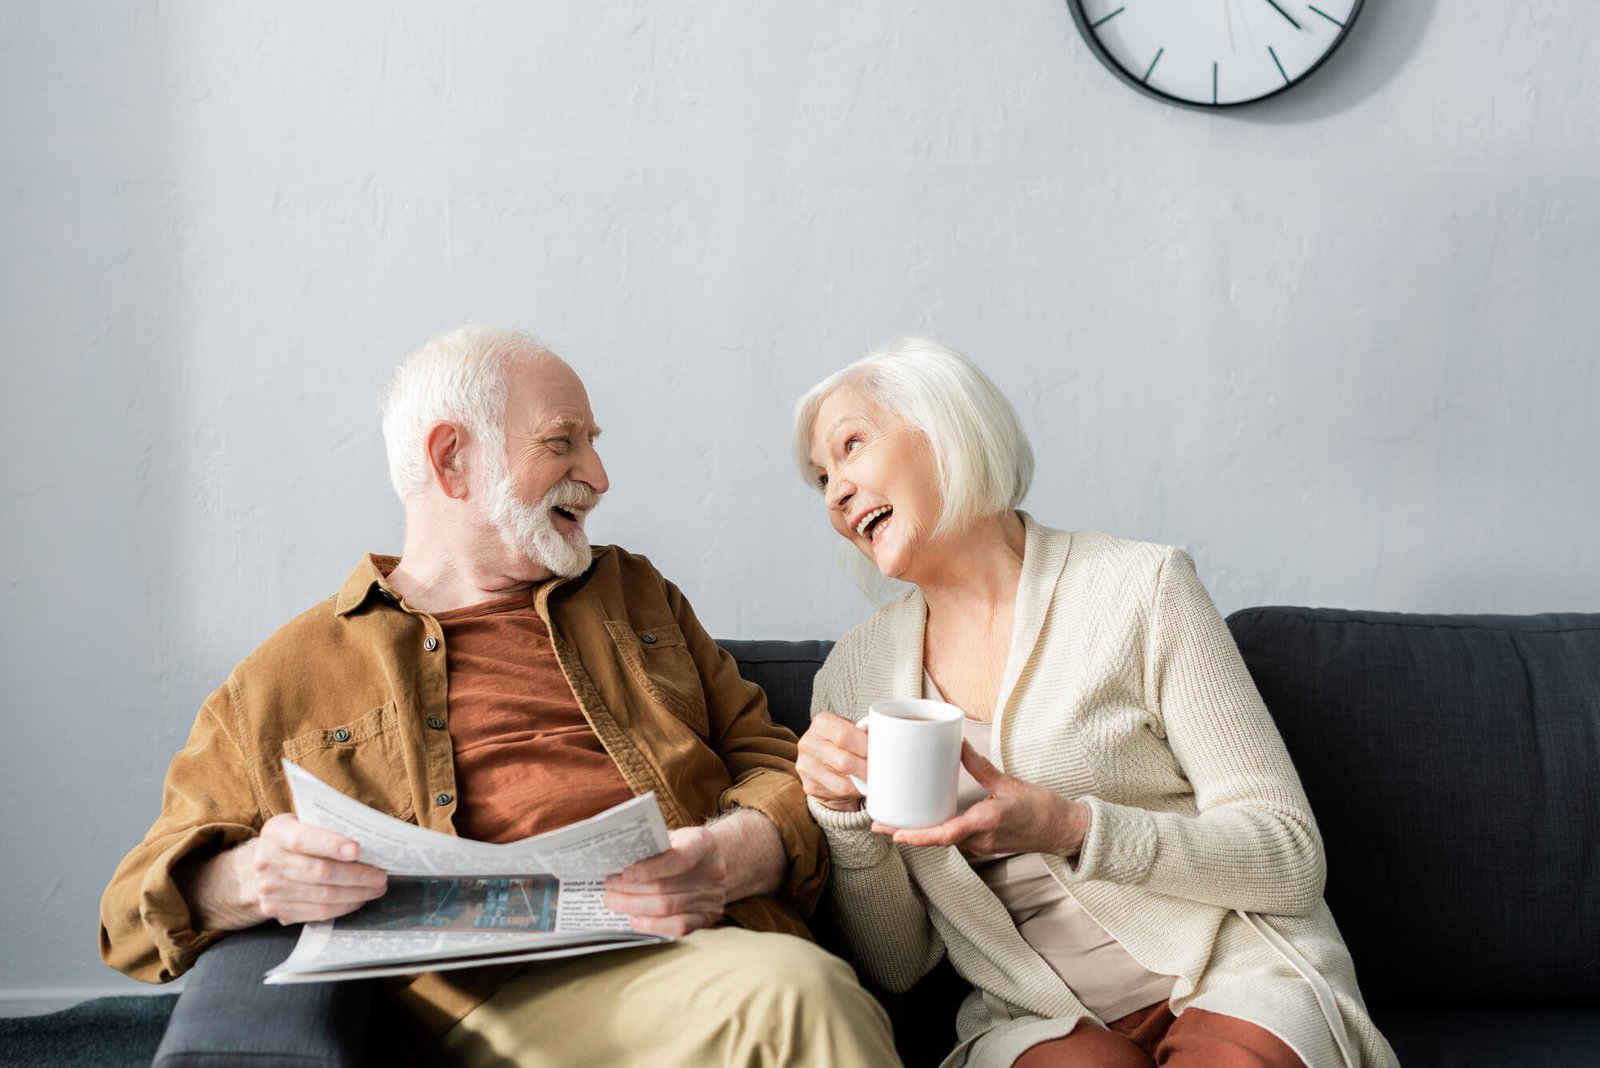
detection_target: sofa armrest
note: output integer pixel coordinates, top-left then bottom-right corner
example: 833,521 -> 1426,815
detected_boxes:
152,923 -> 383,1068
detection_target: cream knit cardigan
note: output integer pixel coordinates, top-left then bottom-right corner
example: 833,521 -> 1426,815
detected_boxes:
808,518 -> 1398,1068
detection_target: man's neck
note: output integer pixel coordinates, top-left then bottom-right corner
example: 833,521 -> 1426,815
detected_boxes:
385,527 -> 554,615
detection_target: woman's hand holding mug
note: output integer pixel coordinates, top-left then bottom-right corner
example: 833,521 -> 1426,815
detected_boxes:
883,740 -> 1092,861
796,710 -> 870,812
802,700 -> 967,828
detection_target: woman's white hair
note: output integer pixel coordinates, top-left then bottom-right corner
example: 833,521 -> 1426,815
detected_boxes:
791,335 -> 1034,534
380,325 -> 555,502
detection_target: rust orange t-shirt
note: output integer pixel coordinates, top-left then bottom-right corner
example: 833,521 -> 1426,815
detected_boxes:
435,589 -> 635,844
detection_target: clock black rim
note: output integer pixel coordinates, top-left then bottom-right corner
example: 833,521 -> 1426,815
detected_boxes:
1066,0 -> 1366,110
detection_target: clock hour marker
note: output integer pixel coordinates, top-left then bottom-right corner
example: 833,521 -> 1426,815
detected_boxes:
1260,0 -> 1303,30
1090,6 -> 1125,29
1070,0 -> 1364,108
1308,5 -> 1345,28
1142,47 -> 1164,83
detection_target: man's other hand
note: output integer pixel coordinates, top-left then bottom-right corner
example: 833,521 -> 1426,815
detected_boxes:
183,813 -> 388,931
601,807 -> 787,938
603,826 -> 728,937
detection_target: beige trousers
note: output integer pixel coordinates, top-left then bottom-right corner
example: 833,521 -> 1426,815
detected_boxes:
436,927 -> 901,1067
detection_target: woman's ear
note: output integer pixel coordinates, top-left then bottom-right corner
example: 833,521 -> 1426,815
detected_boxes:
424,421 -> 472,501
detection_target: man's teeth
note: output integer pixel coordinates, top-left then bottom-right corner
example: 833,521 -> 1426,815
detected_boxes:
855,505 -> 892,538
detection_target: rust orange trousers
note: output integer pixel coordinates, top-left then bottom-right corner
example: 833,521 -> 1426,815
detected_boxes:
1013,1003 -> 1305,1068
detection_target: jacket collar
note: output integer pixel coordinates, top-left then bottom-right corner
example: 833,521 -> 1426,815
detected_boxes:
332,549 -> 609,617
334,554 -> 403,616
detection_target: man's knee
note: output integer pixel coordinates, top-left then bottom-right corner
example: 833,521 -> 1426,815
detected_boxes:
732,931 -> 865,1006
677,929 -> 865,1011
705,930 -> 897,1064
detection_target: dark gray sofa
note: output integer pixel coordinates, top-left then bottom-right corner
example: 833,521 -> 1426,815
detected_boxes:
152,609 -> 1600,1067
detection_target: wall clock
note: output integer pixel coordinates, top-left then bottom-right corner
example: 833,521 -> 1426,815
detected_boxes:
1068,0 -> 1364,108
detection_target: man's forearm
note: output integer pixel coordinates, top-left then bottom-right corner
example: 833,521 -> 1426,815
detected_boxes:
707,808 -> 788,902
176,841 -> 266,932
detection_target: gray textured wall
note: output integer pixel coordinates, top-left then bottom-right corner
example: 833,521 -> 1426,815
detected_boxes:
3,2 -> 1597,1002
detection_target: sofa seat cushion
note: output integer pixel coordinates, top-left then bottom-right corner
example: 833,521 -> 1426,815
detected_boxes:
152,923 -> 384,1067
1374,1008 -> 1600,1068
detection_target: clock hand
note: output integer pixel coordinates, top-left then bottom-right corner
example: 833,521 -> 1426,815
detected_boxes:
1259,0 -> 1303,30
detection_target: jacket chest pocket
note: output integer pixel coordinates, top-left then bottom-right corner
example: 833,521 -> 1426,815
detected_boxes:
604,621 -> 709,737
280,701 -> 416,821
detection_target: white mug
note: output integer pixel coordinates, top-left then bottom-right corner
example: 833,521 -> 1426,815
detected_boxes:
847,698 -> 964,829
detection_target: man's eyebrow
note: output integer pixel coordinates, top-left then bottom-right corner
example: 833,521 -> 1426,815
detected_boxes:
541,417 -> 602,438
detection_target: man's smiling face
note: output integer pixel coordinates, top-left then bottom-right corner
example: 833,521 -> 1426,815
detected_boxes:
476,357 -> 610,580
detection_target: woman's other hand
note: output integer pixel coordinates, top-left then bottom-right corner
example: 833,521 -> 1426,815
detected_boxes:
880,741 -> 1091,860
796,710 -> 869,812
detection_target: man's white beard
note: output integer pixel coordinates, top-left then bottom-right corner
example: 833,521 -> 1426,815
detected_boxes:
481,465 -> 600,580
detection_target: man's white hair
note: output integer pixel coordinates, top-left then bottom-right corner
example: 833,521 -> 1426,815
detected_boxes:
791,335 -> 1034,535
380,325 -> 556,502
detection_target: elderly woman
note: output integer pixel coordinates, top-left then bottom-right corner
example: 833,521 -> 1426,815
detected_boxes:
793,337 -> 1397,1068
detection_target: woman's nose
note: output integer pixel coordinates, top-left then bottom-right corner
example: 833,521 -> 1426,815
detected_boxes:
825,474 -> 852,512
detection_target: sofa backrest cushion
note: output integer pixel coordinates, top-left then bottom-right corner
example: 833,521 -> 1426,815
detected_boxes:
719,639 -> 835,739
1226,608 -> 1600,1010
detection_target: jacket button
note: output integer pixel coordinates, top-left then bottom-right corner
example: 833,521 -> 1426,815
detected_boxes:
435,793 -> 453,807
423,636 -> 439,652
427,716 -> 446,730
332,729 -> 351,743
640,631 -> 657,645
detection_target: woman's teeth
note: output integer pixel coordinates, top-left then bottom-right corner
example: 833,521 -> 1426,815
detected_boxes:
855,505 -> 893,539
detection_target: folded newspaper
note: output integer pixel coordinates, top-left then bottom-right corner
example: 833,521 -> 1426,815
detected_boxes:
264,761 -> 673,984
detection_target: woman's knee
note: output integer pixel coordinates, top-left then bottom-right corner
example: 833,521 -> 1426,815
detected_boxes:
1159,1008 -> 1306,1068
1012,1023 -> 1152,1068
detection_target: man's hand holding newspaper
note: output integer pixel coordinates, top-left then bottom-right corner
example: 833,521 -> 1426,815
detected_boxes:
264,761 -> 673,984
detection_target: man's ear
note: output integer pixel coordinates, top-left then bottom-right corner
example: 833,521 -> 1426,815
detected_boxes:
424,422 -> 472,501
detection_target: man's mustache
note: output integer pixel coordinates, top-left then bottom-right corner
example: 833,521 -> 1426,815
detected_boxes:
544,480 -> 603,513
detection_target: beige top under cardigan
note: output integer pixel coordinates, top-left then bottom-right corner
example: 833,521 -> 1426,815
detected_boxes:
948,689 -> 1177,1023
809,517 -> 1398,1068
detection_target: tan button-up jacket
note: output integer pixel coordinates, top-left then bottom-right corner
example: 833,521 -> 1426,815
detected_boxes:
100,547 -> 827,1036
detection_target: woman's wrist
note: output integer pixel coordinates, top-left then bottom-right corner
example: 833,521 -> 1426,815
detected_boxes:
1051,796 -> 1090,861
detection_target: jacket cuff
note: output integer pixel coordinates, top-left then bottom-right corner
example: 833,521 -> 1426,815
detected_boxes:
141,824 -> 257,980
721,774 -> 827,915
806,797 -> 891,869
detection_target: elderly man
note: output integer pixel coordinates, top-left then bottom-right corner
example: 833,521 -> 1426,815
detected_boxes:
100,326 -> 898,1066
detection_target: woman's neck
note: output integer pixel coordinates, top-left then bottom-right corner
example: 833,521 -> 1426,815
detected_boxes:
915,511 -> 1027,625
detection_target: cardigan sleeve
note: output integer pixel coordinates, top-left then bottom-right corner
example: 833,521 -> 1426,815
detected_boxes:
1061,549 -> 1327,916
807,648 -> 947,993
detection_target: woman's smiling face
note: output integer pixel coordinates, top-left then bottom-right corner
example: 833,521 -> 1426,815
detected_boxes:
807,382 -> 944,581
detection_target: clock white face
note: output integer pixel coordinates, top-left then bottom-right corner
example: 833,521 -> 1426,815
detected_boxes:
1074,0 -> 1362,106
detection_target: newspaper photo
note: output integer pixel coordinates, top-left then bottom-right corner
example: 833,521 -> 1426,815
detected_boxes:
264,761 -> 673,984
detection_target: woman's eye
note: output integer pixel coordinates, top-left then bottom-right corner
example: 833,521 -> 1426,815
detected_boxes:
843,435 -> 864,454
816,473 -> 829,490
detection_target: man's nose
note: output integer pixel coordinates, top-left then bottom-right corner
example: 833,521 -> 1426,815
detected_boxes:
577,443 -> 610,496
